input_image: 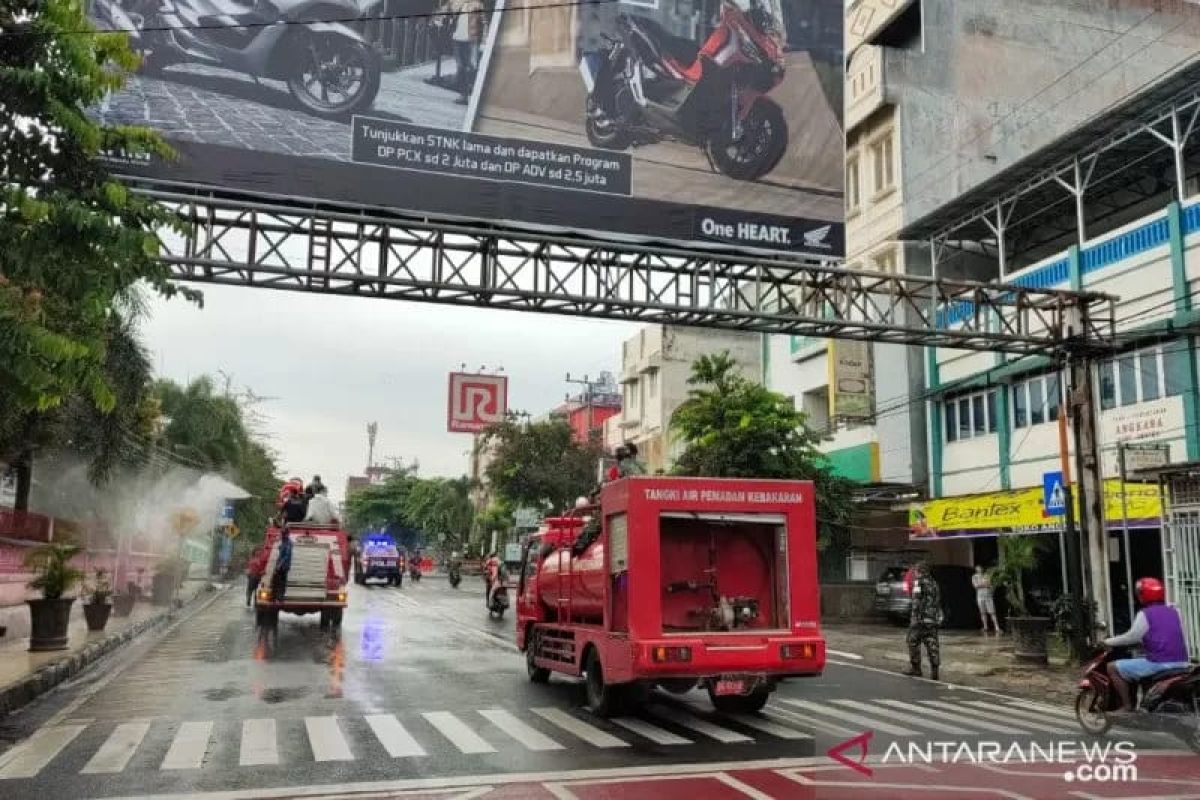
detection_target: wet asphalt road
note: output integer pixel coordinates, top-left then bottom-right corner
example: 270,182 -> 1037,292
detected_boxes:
0,577 -> 1182,799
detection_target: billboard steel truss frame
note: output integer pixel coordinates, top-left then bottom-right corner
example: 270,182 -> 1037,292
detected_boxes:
144,186 -> 1114,356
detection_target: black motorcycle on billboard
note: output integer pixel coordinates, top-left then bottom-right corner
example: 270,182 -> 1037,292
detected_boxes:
580,0 -> 788,181
93,0 -> 382,120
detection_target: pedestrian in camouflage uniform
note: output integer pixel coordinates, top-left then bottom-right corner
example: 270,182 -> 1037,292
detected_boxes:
904,562 -> 942,680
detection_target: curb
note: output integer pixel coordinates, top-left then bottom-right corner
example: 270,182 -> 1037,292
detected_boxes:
0,584 -> 229,717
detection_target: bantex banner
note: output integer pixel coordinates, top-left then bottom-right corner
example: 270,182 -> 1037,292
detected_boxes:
908,480 -> 1163,540
89,0 -> 844,255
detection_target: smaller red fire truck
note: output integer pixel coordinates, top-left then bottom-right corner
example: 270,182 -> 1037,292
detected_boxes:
516,477 -> 825,716
255,523 -> 351,644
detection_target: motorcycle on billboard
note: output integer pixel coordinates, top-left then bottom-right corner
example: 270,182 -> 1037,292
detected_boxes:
91,0 -> 382,120
580,0 -> 788,181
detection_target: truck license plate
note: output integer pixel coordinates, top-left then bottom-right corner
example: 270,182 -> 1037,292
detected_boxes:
714,679 -> 746,696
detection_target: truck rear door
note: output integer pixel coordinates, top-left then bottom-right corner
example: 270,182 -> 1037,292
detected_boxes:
287,538 -> 332,601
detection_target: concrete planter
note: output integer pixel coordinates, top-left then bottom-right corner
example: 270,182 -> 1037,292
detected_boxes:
83,602 -> 113,632
151,574 -> 178,606
27,597 -> 75,652
1009,615 -> 1052,665
112,594 -> 136,618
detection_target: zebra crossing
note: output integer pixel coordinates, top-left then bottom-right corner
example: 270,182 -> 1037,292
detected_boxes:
0,696 -> 1115,780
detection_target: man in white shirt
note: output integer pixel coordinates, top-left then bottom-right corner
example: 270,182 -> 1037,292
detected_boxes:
304,486 -> 339,525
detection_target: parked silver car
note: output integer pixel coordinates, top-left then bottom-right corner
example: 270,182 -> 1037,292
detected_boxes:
874,564 -> 979,627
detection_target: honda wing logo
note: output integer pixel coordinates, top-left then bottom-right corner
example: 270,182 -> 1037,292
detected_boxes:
803,224 -> 834,250
447,372 -> 508,433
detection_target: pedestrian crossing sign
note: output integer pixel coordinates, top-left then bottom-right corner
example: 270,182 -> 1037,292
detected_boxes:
1042,471 -> 1066,517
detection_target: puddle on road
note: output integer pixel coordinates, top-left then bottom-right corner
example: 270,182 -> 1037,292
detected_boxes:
203,685 -> 243,701
259,686 -> 312,704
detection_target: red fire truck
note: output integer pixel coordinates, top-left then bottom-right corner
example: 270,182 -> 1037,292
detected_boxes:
516,477 -> 825,716
255,523 -> 351,643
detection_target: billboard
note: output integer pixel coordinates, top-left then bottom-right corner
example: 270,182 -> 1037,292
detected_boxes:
448,372 -> 508,432
827,339 -> 872,419
89,0 -> 844,254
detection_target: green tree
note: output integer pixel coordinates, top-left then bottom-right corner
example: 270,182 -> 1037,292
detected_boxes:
150,377 -> 280,543
481,418 -> 601,515
1,0 -> 197,507
671,352 -> 855,569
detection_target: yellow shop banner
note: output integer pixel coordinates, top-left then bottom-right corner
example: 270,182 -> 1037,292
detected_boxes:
909,480 -> 1162,539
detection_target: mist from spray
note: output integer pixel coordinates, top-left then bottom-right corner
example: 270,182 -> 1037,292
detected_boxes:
32,452 -> 251,552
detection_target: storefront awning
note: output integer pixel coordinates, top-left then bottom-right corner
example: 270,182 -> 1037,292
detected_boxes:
909,480 -> 1162,541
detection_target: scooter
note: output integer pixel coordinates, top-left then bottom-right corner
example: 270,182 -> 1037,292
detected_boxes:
487,578 -> 509,619
581,0 -> 788,181
448,563 -> 462,588
1075,646 -> 1200,752
92,0 -> 382,120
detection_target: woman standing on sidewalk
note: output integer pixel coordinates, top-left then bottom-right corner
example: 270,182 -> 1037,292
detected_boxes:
973,565 -> 1001,634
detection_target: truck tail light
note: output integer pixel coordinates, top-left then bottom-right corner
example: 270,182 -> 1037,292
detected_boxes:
257,588 -> 271,601
781,643 -> 815,660
651,646 -> 691,663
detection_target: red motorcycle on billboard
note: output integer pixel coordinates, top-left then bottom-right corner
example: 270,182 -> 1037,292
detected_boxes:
581,0 -> 788,181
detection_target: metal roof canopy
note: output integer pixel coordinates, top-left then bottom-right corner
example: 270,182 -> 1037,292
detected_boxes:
137,183 -> 1114,356
904,61 -> 1200,272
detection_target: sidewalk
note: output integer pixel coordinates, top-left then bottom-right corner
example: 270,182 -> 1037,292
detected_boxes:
0,579 -> 223,716
825,623 -> 1080,705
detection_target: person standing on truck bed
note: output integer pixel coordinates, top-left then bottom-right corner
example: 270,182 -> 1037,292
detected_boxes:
904,562 -> 942,681
272,527 -> 294,601
305,485 -> 339,525
281,488 -> 309,524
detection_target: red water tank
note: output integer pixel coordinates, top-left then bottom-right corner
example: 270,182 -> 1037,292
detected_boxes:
537,540 -> 607,623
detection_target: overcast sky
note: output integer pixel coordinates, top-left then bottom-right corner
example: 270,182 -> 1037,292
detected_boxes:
142,285 -> 637,503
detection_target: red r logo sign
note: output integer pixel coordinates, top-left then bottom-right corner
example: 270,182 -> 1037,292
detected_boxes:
447,373 -> 508,433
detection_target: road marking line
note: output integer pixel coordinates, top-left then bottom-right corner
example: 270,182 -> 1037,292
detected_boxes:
647,705 -> 753,743
161,721 -> 213,770
825,649 -> 863,661
714,772 -> 777,800
423,712 -> 497,754
610,716 -> 691,745
763,706 -> 859,738
479,710 -> 564,751
81,721 -> 151,774
830,699 -> 977,735
911,700 -> 1062,734
961,700 -> 1080,727
365,714 -> 427,758
239,719 -> 278,766
305,717 -> 354,762
0,724 -> 87,779
531,708 -> 629,748
724,713 -> 814,741
999,700 -> 1076,720
779,698 -> 920,737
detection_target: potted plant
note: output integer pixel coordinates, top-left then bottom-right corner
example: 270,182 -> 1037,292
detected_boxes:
83,569 -> 114,632
25,542 -> 84,652
990,536 -> 1051,665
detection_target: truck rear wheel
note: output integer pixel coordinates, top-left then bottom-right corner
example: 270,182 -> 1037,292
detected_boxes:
526,630 -> 551,684
708,686 -> 770,714
584,649 -> 623,717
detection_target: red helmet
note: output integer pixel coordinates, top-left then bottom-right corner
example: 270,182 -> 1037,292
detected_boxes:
1135,577 -> 1165,605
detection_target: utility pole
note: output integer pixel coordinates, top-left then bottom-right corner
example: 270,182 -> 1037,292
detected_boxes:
1060,306 -> 1110,659
367,422 -> 378,470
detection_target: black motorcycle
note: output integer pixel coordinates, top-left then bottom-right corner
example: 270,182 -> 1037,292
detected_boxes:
93,0 -> 382,120
487,580 -> 509,619
1076,646 -> 1200,752
448,562 -> 462,588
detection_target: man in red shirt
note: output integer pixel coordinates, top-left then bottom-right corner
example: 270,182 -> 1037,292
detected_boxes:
245,546 -> 269,606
